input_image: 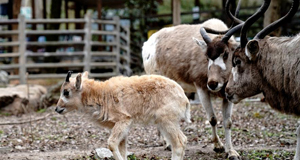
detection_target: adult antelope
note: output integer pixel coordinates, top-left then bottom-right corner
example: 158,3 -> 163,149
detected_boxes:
225,0 -> 300,159
142,0 -> 243,159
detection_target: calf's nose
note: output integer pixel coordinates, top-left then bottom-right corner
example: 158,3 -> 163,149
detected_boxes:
55,107 -> 64,114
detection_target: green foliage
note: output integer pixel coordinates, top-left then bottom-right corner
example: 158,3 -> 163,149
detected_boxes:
0,112 -> 11,116
128,154 -> 137,160
239,149 -> 294,159
37,108 -> 47,113
253,112 -> 264,119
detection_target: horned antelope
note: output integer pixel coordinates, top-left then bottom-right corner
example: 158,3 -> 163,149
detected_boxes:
225,0 -> 300,159
142,0 -> 244,159
55,71 -> 191,160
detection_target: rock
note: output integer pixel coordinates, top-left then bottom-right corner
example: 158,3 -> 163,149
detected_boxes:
279,138 -> 296,145
15,145 -> 26,150
0,70 -> 8,86
0,84 -> 47,115
95,148 -> 113,159
184,124 -> 197,132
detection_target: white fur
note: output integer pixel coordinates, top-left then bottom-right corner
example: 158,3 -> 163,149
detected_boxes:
207,82 -> 224,92
164,27 -> 175,32
60,89 -> 72,103
192,37 -> 207,51
61,95 -> 69,103
208,57 -> 226,70
142,32 -> 159,74
142,19 -> 240,159
245,47 -> 252,60
231,67 -> 238,82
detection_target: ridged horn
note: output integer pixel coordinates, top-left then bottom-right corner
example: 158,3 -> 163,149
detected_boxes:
240,0 -> 271,48
200,27 -> 212,44
254,0 -> 300,39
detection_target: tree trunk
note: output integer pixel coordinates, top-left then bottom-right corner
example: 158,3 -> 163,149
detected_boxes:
49,0 -> 62,30
263,0 -> 286,36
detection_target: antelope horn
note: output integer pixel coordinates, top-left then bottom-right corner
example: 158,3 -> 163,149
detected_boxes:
221,23 -> 244,42
227,0 -> 244,25
200,27 -> 212,44
240,0 -> 271,48
202,0 -> 244,41
254,0 -> 300,39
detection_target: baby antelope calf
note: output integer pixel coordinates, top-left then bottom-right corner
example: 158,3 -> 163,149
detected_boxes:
55,71 -> 191,160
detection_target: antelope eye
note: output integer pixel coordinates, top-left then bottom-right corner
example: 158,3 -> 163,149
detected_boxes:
63,89 -> 69,96
234,59 -> 241,66
232,57 -> 241,67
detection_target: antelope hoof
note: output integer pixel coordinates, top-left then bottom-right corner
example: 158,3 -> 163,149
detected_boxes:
227,150 -> 241,160
213,146 -> 225,153
229,156 -> 240,160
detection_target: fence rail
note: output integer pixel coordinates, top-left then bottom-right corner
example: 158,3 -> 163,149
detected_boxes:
0,13 -> 131,84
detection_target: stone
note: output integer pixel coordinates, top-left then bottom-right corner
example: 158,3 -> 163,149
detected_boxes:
95,148 -> 113,159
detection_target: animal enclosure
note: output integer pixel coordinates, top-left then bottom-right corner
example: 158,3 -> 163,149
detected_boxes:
0,13 -> 130,84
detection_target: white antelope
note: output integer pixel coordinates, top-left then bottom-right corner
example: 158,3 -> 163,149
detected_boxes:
142,0 -> 243,159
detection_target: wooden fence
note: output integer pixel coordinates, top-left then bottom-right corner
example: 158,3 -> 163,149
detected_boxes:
0,12 -> 130,84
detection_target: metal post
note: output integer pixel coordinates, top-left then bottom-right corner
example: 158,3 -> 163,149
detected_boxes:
18,14 -> 26,84
83,12 -> 92,73
113,16 -> 120,75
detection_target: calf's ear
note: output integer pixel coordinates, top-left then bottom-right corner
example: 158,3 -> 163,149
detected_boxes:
82,71 -> 89,79
75,73 -> 82,90
246,40 -> 260,61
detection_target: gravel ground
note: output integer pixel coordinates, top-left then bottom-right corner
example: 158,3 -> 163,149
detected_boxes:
0,95 -> 298,160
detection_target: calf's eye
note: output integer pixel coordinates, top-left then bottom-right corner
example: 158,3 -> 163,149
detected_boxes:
63,89 -> 69,96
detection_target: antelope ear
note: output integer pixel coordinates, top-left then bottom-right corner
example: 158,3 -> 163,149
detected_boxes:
82,71 -> 89,79
229,40 -> 239,52
192,37 -> 207,52
246,40 -> 260,60
75,73 -> 82,90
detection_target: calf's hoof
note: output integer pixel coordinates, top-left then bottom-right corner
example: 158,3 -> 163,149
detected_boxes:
164,145 -> 171,151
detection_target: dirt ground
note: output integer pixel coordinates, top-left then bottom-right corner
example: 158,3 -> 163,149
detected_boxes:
0,95 -> 298,160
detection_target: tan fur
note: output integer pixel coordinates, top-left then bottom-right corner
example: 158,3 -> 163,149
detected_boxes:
56,72 -> 191,160
142,18 -> 236,93
142,18 -> 241,159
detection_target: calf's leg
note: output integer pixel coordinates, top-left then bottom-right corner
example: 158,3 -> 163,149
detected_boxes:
119,137 -> 128,160
159,121 -> 187,160
108,119 -> 132,160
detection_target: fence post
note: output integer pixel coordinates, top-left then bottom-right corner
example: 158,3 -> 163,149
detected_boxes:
113,16 -> 120,75
18,14 -> 26,84
126,26 -> 131,70
83,12 -> 92,73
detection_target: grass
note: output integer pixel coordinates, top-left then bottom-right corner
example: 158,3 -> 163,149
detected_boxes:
239,149 -> 294,159
37,108 -> 47,113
